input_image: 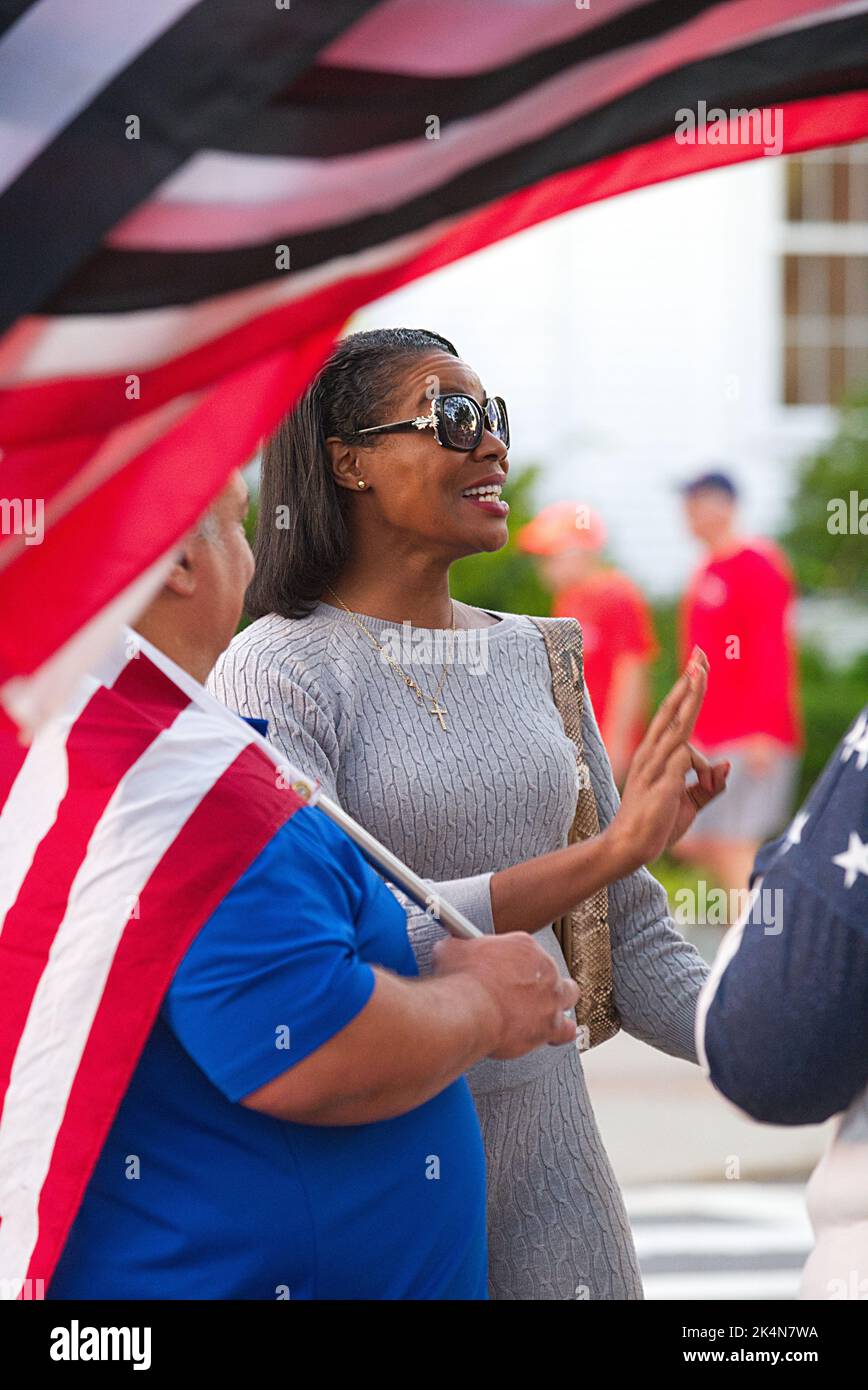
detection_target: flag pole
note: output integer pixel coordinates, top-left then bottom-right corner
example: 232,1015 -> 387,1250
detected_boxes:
134,632 -> 484,941
317,793 -> 483,940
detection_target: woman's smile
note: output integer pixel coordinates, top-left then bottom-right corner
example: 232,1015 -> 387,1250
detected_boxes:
460,473 -> 510,517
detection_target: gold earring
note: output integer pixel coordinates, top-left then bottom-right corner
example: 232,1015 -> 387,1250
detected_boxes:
357,479 -> 367,489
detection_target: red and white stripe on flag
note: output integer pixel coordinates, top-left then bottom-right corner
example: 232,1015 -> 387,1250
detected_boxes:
1,0 -> 867,735
0,633 -> 315,1298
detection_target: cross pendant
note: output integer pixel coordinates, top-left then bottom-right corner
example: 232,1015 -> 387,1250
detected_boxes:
429,699 -> 447,731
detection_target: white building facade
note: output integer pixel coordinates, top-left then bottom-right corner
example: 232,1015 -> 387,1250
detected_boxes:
354,142 -> 867,600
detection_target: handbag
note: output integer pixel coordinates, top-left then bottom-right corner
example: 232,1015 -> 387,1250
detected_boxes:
529,615 -> 620,1051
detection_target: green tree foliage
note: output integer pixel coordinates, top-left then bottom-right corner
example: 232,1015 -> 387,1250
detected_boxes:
243,499 -> 259,551
780,389 -> 868,598
796,642 -> 868,800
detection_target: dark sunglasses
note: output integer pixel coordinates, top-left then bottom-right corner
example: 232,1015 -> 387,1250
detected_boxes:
353,393 -> 509,453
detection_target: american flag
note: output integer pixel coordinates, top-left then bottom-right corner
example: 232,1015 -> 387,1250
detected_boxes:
1,0 -> 867,735
0,629 -> 317,1299
696,705 -> 868,1298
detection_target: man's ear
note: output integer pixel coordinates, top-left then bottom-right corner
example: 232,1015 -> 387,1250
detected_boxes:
326,436 -> 367,493
163,541 -> 199,597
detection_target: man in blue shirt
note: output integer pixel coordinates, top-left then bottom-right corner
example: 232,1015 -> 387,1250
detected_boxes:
52,804 -> 492,1299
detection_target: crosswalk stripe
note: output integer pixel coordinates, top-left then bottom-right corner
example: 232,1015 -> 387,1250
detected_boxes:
622,1183 -> 813,1301
634,1224 -> 812,1256
642,1269 -> 804,1301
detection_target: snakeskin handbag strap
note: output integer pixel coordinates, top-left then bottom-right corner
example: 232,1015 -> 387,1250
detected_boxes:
529,615 -> 620,1051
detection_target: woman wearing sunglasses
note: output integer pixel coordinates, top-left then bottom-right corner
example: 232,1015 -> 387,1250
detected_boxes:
211,328 -> 728,1301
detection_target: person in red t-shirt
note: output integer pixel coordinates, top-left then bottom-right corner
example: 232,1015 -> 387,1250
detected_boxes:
518,502 -> 658,785
676,470 -> 803,904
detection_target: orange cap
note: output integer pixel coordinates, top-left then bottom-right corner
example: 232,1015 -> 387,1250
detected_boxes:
516,501 -> 607,556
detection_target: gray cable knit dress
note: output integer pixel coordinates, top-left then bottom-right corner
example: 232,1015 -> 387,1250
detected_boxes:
209,603 -> 709,1301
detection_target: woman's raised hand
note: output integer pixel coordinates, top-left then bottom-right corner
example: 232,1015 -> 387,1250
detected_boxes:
482,647 -> 730,939
607,646 -> 730,873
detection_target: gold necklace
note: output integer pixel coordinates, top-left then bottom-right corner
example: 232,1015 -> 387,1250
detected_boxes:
326,585 -> 456,731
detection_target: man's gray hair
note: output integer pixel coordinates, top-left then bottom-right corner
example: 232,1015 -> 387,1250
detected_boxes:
195,510 -> 221,544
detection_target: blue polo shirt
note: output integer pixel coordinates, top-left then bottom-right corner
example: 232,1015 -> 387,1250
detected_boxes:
50,804 -> 487,1300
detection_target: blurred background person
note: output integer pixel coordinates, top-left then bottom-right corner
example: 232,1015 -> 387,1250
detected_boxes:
675,470 -> 803,907
518,501 -> 658,786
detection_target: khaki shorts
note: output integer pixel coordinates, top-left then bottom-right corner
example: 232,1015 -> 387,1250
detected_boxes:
688,745 -> 800,843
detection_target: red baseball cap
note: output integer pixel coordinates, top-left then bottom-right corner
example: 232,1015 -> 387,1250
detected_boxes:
517,501 -> 607,555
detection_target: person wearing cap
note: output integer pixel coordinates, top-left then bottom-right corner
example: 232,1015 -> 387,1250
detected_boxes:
518,502 -> 659,786
676,470 -> 803,908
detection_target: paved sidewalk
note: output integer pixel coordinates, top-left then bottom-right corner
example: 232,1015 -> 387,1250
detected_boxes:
583,1028 -> 833,1187
580,923 -> 833,1301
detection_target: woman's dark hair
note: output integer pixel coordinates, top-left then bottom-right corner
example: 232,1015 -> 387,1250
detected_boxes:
246,327 -> 459,620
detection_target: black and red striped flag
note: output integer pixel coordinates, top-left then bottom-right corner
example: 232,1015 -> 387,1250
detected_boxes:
1,0 -> 866,734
